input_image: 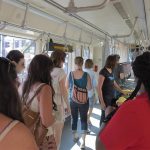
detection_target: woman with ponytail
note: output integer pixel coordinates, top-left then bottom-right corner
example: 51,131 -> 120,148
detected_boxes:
96,52 -> 150,150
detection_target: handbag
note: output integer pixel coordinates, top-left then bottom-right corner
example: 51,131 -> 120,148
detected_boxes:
71,72 -> 88,104
40,134 -> 57,150
22,83 -> 48,146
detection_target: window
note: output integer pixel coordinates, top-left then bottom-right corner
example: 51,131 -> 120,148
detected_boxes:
82,46 -> 90,60
0,34 -> 36,82
0,35 -> 35,56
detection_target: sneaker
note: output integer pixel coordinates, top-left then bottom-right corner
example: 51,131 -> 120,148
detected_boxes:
73,136 -> 79,143
88,121 -> 92,126
80,143 -> 85,149
87,129 -> 90,134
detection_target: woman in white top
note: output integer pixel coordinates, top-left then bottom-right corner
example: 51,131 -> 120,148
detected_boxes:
0,57 -> 38,150
51,50 -> 70,150
84,59 -> 97,125
19,54 -> 56,150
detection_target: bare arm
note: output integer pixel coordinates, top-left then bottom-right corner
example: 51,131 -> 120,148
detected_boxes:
96,111 -> 117,150
87,74 -> 92,90
65,76 -> 69,90
120,73 -> 125,79
39,85 -> 55,127
97,75 -> 106,110
12,123 -> 38,150
114,81 -> 123,94
60,76 -> 70,109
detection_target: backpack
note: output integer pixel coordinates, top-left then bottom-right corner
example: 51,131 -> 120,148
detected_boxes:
70,72 -> 88,104
22,83 -> 48,146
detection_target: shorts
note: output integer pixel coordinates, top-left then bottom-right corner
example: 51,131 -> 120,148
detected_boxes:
89,95 -> 95,108
104,96 -> 114,107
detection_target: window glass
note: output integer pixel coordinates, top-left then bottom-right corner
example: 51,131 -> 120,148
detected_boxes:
82,47 -> 90,60
63,53 -> 69,74
0,34 -> 36,82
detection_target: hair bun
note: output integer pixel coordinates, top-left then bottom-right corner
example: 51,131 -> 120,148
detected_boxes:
133,52 -> 150,79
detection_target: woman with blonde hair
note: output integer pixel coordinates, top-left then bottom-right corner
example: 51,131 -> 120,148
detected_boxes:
66,56 -> 92,149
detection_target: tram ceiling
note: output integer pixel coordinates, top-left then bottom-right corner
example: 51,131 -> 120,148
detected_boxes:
1,0 -> 150,45
42,0 -> 149,43
0,0 -> 125,44
0,0 -> 106,44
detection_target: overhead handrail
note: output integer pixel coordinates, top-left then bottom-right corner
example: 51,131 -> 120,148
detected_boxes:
0,21 -> 6,30
21,3 -> 29,28
23,32 -> 44,53
113,17 -> 138,38
65,0 -> 110,13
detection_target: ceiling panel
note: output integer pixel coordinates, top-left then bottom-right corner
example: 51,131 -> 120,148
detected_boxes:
3,0 -> 150,44
48,0 -> 105,7
78,3 -> 130,35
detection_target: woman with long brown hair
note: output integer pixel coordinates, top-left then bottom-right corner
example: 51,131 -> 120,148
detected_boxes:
19,54 -> 56,149
0,57 -> 38,150
97,55 -> 125,126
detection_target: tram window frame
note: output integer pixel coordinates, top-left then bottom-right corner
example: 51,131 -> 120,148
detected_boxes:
0,34 -> 36,57
0,34 -> 36,82
82,47 -> 90,60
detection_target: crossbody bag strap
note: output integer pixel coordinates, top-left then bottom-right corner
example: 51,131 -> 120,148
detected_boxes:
0,120 -> 19,142
71,71 -> 74,86
26,83 -> 46,107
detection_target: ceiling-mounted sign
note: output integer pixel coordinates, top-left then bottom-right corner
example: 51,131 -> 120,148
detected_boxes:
46,38 -> 73,52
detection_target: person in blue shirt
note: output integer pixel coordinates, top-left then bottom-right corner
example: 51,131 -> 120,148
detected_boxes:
84,59 -> 97,125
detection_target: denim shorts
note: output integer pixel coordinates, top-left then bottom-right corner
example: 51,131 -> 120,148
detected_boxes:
89,95 -> 95,108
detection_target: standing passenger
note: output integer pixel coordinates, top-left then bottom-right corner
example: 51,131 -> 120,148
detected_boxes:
6,50 -> 25,73
84,59 -> 97,126
50,50 -> 70,150
6,50 -> 25,86
19,54 -> 56,150
97,55 -> 125,126
0,57 -> 38,150
66,57 -> 92,149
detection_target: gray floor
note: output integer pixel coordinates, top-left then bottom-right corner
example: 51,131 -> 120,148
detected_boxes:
60,104 -> 101,150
